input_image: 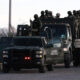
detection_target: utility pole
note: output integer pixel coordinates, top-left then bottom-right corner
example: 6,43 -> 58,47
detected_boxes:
8,0 -> 12,36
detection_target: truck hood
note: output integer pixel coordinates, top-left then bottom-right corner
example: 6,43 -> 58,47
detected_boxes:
5,46 -> 43,51
49,37 -> 62,48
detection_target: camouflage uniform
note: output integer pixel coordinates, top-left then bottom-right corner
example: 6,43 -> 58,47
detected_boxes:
32,14 -> 41,36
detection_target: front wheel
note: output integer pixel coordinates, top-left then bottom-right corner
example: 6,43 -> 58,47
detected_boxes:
46,64 -> 53,71
64,54 -> 71,68
13,67 -> 20,71
2,64 -> 10,73
73,51 -> 79,67
38,65 -> 46,73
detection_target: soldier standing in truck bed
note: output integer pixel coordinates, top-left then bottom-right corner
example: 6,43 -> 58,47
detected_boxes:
32,14 -> 41,35
76,10 -> 80,18
73,10 -> 78,18
78,10 -> 80,17
40,11 -> 45,21
47,11 -> 54,22
55,13 -> 60,18
48,11 -> 54,18
67,11 -> 73,18
45,10 -> 49,18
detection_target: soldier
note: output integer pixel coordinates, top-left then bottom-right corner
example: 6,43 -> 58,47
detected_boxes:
47,11 -> 54,22
32,14 -> 41,35
40,11 -> 45,18
67,11 -> 73,17
48,11 -> 54,18
76,10 -> 80,17
56,13 -> 60,18
45,10 -> 49,17
78,10 -> 80,16
34,14 -> 39,21
73,10 -> 77,17
40,11 -> 45,21
76,11 -> 80,18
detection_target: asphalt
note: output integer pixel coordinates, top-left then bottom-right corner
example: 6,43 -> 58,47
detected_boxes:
0,65 -> 80,80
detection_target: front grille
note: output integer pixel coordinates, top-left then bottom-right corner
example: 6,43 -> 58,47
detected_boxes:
11,49 -> 38,64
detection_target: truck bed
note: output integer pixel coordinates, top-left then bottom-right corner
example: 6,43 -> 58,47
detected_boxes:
74,39 -> 80,48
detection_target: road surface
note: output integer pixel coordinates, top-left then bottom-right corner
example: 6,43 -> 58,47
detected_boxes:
0,64 -> 80,80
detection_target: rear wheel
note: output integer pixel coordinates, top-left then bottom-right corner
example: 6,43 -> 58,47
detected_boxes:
73,60 -> 78,67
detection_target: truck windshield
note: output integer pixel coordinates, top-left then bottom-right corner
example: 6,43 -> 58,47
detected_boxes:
52,25 -> 67,39
13,38 -> 43,47
41,25 -> 67,39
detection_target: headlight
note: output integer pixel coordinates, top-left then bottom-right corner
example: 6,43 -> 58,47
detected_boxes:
3,55 -> 8,58
36,55 -> 42,58
36,51 -> 43,58
63,48 -> 68,51
36,51 -> 43,54
3,51 -> 8,54
3,51 -> 8,58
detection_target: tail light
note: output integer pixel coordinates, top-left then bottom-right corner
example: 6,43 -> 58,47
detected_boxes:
24,56 -> 31,60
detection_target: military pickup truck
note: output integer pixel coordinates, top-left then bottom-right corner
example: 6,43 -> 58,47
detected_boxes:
44,23 -> 72,68
2,36 -> 53,73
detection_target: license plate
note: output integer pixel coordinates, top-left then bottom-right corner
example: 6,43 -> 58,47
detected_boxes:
51,50 -> 58,55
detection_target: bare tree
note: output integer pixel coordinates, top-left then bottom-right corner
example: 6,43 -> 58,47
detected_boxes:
0,27 -> 16,37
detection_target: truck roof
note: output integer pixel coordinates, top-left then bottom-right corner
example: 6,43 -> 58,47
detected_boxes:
41,17 -> 75,23
13,36 -> 46,39
43,23 -> 70,27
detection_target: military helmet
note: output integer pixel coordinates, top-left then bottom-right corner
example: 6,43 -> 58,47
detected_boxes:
49,11 -> 52,16
77,11 -> 79,14
34,14 -> 38,19
73,10 -> 77,15
45,10 -> 48,14
67,11 -> 72,16
56,13 -> 60,17
78,10 -> 80,16
41,11 -> 44,14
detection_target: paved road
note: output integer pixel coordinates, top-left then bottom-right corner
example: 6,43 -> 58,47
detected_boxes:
0,64 -> 80,80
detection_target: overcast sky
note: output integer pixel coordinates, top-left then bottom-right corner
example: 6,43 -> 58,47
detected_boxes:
0,0 -> 80,29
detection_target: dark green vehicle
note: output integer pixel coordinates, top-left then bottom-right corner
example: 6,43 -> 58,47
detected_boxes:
45,24 -> 72,68
2,36 -> 53,73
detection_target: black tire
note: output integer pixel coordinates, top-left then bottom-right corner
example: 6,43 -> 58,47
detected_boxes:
64,54 -> 71,68
38,56 -> 46,73
73,51 -> 79,67
73,60 -> 78,67
2,64 -> 10,73
38,65 -> 46,73
13,67 -> 20,71
46,64 -> 53,71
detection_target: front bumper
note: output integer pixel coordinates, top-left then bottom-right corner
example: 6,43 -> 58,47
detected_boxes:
11,57 -> 43,68
3,50 -> 43,68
